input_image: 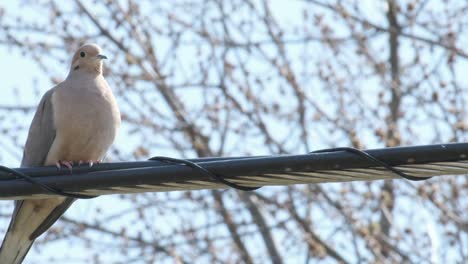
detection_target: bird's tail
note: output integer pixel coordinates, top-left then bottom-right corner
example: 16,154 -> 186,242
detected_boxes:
0,229 -> 34,264
0,198 -> 74,263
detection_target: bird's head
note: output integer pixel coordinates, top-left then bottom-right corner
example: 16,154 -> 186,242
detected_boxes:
70,43 -> 107,75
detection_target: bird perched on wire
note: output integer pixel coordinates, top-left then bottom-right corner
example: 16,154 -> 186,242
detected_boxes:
0,43 -> 121,263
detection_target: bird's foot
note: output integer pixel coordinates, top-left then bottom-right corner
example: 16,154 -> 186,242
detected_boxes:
78,160 -> 101,167
56,160 -> 101,171
56,160 -> 74,172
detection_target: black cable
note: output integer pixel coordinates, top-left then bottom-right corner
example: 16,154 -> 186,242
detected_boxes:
0,147 -> 431,199
149,156 -> 261,191
311,147 -> 432,181
0,165 -> 96,199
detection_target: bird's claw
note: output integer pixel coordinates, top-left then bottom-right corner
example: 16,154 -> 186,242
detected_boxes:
55,160 -> 101,170
87,160 -> 101,167
56,160 -> 74,173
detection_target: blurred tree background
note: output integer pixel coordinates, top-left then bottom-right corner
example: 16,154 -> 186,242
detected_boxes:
0,0 -> 467,263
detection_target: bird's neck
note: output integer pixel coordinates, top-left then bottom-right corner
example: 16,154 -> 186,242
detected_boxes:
68,62 -> 103,76
67,69 -> 102,81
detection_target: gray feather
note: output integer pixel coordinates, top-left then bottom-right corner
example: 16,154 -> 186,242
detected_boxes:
29,198 -> 75,239
1,87 -> 75,263
21,87 -> 56,167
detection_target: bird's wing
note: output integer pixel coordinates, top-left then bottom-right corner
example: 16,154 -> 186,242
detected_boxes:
0,86 -> 74,264
16,85 -> 75,240
17,86 -> 76,237
20,87 -> 57,167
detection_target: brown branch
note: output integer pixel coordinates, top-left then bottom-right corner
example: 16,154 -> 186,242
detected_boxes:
302,0 -> 468,59
287,198 -> 350,264
240,192 -> 283,264
212,190 -> 255,264
59,216 -> 187,263
378,0 -> 401,258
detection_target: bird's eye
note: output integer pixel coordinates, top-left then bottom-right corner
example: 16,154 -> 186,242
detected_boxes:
80,51 -> 85,57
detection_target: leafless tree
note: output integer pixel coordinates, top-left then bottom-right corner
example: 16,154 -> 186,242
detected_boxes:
0,0 -> 466,263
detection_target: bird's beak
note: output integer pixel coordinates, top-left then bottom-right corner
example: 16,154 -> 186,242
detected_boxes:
97,54 -> 108,60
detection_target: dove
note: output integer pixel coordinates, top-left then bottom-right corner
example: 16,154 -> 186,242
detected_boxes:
0,43 -> 121,263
